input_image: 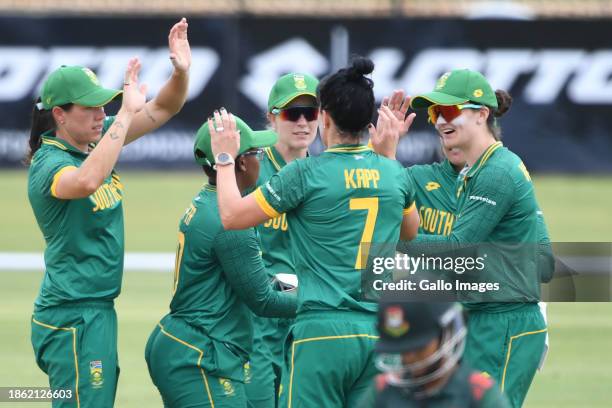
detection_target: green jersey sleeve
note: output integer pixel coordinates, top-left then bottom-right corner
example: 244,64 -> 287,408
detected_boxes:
537,208 -> 554,283
415,164 -> 515,245
254,159 -> 305,218
403,168 -> 417,214
37,156 -> 76,199
213,228 -> 297,318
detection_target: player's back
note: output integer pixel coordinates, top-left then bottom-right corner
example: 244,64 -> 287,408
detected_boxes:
168,184 -> 252,350
282,145 -> 414,314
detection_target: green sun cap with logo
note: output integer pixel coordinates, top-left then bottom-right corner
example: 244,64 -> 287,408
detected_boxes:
267,73 -> 319,112
40,65 -> 122,110
194,115 -> 278,165
411,69 -> 498,110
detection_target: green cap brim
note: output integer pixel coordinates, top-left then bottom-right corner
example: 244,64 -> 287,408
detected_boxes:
74,88 -> 122,107
245,130 -> 278,151
274,92 -> 317,110
410,92 -> 470,109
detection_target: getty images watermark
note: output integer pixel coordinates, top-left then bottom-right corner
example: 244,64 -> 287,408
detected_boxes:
361,242 -> 612,302
369,253 -> 500,294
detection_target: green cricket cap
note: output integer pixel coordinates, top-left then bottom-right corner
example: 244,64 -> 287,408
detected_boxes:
40,65 -> 122,110
194,115 -> 278,165
411,69 -> 498,110
267,73 -> 319,112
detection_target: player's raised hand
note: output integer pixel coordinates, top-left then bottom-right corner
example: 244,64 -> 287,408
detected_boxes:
168,17 -> 191,73
369,105 -> 412,160
210,107 -> 240,159
380,89 -> 416,136
121,57 -> 147,114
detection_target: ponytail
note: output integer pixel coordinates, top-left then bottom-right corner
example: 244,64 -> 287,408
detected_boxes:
486,90 -> 513,141
25,98 -> 72,165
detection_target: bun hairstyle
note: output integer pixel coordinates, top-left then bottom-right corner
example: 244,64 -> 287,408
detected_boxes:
317,55 -> 375,137
487,89 -> 512,140
493,90 -> 512,117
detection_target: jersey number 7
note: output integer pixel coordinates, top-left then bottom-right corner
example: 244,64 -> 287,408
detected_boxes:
349,197 -> 379,269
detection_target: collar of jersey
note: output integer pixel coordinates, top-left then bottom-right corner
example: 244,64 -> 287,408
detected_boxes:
203,183 -> 217,192
40,132 -> 88,156
264,146 -> 287,171
325,143 -> 371,153
465,141 -> 503,179
441,159 -> 460,177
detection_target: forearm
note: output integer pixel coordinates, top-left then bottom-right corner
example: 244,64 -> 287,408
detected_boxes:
216,165 -> 246,228
243,285 -> 297,318
78,110 -> 134,189
151,69 -> 189,115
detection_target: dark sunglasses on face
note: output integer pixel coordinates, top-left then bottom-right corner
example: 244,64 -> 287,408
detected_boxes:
239,148 -> 265,161
271,106 -> 319,122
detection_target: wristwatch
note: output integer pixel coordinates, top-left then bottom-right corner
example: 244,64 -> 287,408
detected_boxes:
214,152 -> 235,168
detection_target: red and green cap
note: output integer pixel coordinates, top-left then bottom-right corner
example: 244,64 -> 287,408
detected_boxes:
411,69 -> 497,109
40,65 -> 122,110
267,73 -> 319,112
193,115 -> 278,165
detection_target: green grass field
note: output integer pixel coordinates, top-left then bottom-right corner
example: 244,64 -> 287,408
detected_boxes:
1,170 -> 612,407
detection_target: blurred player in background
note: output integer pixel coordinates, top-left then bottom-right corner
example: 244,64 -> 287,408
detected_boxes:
393,69 -> 548,408
246,72 -> 319,408
209,56 -> 420,407
26,18 -> 191,407
145,114 -> 297,407
361,300 -> 509,407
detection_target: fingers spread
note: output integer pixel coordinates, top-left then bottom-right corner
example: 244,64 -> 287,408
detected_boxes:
228,113 -> 237,132
389,90 -> 403,109
400,95 -> 411,114
380,96 -> 389,109
213,110 -> 223,130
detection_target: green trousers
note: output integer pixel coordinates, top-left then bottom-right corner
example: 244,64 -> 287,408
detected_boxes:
464,303 -> 547,408
145,316 -> 248,407
31,301 -> 118,408
245,315 -> 291,408
278,311 -> 379,408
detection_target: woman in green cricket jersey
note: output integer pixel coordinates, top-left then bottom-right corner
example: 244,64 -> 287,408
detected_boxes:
145,114 -> 297,407
27,18 -> 191,408
246,73 -> 319,408
395,69 -> 548,408
210,57 -> 420,408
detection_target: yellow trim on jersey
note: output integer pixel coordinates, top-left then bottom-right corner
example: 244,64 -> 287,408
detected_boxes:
203,183 -> 217,192
50,165 -> 77,198
254,187 -> 280,219
288,334 -> 379,407
325,145 -> 372,153
157,323 -> 215,407
42,138 -> 68,150
471,141 -> 502,176
265,147 -> 283,172
403,202 -> 416,215
501,328 -> 548,392
32,318 -> 80,408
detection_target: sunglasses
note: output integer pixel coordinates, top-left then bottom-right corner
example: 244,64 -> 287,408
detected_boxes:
239,148 -> 265,161
271,106 -> 319,122
427,103 -> 483,124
